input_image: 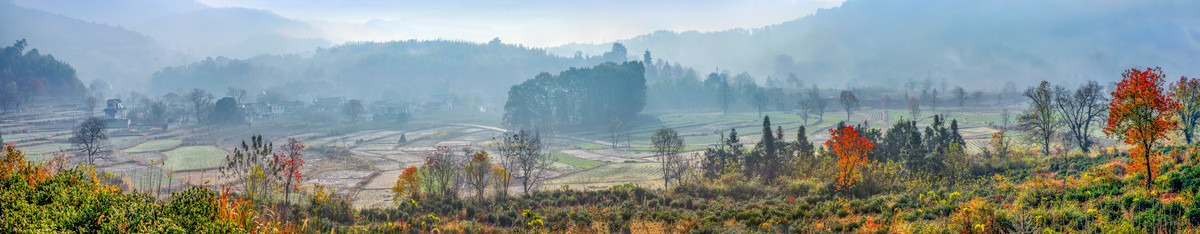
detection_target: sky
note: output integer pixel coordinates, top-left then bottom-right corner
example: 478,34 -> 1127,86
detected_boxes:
195,0 -> 846,47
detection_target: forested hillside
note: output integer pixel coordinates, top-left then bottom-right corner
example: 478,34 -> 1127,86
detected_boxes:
150,41 -> 631,101
0,1 -> 187,87
0,39 -> 86,111
554,0 -> 1200,87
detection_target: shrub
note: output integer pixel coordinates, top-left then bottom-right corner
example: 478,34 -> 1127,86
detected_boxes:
306,187 -> 359,224
1132,210 -> 1179,231
1122,195 -> 1160,213
166,186 -> 224,230
1187,207 -> 1200,226
0,153 -> 242,232
1165,164 -> 1200,192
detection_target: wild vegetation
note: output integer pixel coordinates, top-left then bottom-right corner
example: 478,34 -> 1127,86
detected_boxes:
1,0 -> 1196,232
4,64 -> 1200,232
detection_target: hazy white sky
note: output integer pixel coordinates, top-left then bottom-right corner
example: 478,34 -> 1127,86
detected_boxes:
196,0 -> 845,47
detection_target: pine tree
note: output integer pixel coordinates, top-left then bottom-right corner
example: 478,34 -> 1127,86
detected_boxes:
756,116 -> 778,182
796,126 -> 813,157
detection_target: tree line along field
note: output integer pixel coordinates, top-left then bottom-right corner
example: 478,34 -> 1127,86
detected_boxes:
0,38 -> 1184,232
8,70 -> 1200,232
3,101 -> 1089,201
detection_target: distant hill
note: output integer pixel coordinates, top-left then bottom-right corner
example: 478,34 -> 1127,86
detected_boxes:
1,39 -> 87,106
11,0 -> 330,59
10,0 -> 207,27
131,7 -> 331,58
551,0 -> 1200,88
149,40 -> 630,102
0,1 -> 187,89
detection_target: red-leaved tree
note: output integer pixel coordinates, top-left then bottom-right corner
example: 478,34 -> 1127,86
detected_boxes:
1104,67 -> 1178,189
276,138 -> 305,203
824,125 -> 874,191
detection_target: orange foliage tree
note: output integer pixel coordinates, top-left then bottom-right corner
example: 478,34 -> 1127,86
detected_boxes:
1104,67 -> 1179,189
392,166 -> 423,203
824,125 -> 874,191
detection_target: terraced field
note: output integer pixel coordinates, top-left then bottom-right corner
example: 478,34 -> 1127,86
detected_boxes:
3,104 -> 1106,209
163,146 -> 228,171
123,140 -> 182,153
545,162 -> 662,188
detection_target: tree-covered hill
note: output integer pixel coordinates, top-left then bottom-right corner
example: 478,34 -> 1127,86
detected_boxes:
0,39 -> 86,109
553,0 -> 1200,87
150,40 -> 631,102
0,1 -> 187,87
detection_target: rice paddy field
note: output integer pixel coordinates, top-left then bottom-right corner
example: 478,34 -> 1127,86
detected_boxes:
0,104 -> 1108,208
163,146 -> 229,171
123,139 -> 182,153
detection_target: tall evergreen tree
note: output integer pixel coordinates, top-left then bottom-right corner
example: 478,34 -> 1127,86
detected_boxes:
795,126 -> 813,158
755,116 -> 779,182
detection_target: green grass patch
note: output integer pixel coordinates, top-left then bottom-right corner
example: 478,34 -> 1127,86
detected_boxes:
628,146 -> 709,152
428,128 -> 465,140
574,141 -> 608,150
108,136 -> 141,148
117,167 -> 185,190
547,152 -> 606,169
123,140 -> 182,153
163,146 -> 228,171
548,162 -> 660,184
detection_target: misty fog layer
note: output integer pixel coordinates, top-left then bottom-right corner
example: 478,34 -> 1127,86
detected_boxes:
552,0 -> 1200,88
3,0 -> 1198,96
149,41 -> 633,104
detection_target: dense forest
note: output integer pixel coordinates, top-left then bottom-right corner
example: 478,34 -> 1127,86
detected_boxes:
503,61 -> 646,131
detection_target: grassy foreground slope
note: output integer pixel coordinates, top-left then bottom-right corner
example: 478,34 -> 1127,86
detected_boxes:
7,138 -> 1200,232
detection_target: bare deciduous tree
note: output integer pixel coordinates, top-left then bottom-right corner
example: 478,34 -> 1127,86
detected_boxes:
463,150 -> 493,203
807,86 -> 827,123
226,87 -> 247,104
423,146 -> 463,199
186,89 -> 213,123
1054,81 -> 1106,152
85,96 -> 98,117
69,117 -> 109,165
1171,76 -> 1200,144
652,128 -> 686,188
496,130 -> 548,195
1020,81 -> 1058,156
342,99 -> 366,124
752,87 -> 769,117
797,92 -> 813,125
608,116 -> 625,149
839,90 -> 859,120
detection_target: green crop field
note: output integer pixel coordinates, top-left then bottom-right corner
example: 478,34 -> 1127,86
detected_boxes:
573,141 -> 609,150
123,139 -> 182,153
628,145 -> 709,152
109,136 -> 142,148
163,146 -> 228,171
548,162 -> 660,185
548,152 -> 607,169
